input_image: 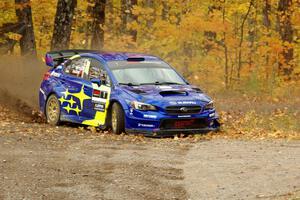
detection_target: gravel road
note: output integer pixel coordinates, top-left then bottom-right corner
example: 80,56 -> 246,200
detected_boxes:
0,105 -> 300,200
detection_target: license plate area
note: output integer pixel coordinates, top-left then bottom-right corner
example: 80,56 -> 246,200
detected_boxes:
160,118 -> 208,130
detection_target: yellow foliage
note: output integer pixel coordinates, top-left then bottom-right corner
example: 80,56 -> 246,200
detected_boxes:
0,0 -> 299,93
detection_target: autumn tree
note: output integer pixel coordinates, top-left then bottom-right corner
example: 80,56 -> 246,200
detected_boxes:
277,0 -> 294,77
15,0 -> 36,56
1,0 -> 299,91
237,0 -> 253,79
0,23 -> 22,54
161,0 -> 170,21
121,0 -> 138,42
51,0 -> 77,51
90,0 -> 106,50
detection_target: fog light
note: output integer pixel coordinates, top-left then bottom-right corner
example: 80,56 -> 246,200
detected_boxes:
210,121 -> 214,126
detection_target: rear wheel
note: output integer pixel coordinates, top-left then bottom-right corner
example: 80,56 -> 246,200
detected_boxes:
45,94 -> 61,125
111,103 -> 125,134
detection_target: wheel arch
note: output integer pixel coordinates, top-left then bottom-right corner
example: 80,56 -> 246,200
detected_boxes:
44,92 -> 60,114
106,99 -> 127,127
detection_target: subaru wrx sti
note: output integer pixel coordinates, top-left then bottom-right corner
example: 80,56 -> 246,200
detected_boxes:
39,50 -> 220,136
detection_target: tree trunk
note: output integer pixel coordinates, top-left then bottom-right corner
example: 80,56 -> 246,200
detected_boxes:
277,0 -> 294,77
162,0 -> 169,21
237,0 -> 253,79
204,2 -> 221,53
222,1 -> 229,89
106,0 -> 114,30
91,0 -> 106,50
0,23 -> 23,54
15,0 -> 36,56
121,0 -> 138,42
247,2 -> 257,70
144,0 -> 154,27
262,0 -> 271,29
262,0 -> 271,81
51,0 -> 77,51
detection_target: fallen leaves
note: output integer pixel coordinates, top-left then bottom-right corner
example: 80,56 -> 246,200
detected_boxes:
217,108 -> 300,140
0,96 -> 299,142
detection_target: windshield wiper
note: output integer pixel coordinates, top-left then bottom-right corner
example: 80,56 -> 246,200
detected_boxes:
140,81 -> 183,85
119,83 -> 140,86
155,81 -> 184,85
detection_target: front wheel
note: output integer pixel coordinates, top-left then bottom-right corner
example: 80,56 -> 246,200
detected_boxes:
45,94 -> 61,125
111,103 -> 125,134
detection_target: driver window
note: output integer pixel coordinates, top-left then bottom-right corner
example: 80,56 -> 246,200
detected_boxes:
64,57 -> 91,79
88,58 -> 110,86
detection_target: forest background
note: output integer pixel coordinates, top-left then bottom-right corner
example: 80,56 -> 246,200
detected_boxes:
0,0 -> 299,138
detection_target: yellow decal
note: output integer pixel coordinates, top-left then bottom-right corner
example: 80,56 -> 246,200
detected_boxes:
71,85 -> 90,109
60,85 -> 91,115
82,84 -> 111,127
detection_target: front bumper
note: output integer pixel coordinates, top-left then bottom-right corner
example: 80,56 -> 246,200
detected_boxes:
124,108 -> 220,136
126,126 -> 220,137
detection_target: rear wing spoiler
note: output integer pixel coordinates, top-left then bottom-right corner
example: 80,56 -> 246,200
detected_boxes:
45,49 -> 98,67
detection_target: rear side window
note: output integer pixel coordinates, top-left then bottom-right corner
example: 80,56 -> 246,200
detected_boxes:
64,58 -> 90,79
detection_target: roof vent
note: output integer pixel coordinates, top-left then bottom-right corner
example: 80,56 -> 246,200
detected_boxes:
127,57 -> 145,62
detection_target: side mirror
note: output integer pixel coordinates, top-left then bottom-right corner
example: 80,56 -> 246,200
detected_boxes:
91,78 -> 102,87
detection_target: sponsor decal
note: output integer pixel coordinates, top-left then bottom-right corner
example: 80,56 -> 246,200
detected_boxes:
50,71 -> 61,77
93,89 -> 101,97
92,97 -> 107,103
178,115 -> 191,118
158,86 -> 173,89
138,123 -> 155,128
177,101 -> 197,105
93,89 -> 108,99
129,108 -> 134,115
82,84 -> 111,127
169,101 -> 177,105
39,88 -> 46,99
143,114 -> 157,119
59,85 -> 91,115
94,103 -> 105,112
169,101 -> 197,105
209,112 -> 215,117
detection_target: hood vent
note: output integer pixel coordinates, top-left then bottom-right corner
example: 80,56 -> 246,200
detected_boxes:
159,90 -> 188,97
192,87 -> 203,93
129,88 -> 147,94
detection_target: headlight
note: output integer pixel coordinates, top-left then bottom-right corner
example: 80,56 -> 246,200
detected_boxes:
204,101 -> 214,110
130,101 -> 157,111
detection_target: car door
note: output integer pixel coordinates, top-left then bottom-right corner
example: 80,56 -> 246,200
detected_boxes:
59,57 -> 93,122
81,58 -> 112,127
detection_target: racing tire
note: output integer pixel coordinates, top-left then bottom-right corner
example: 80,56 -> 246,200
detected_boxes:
111,103 -> 125,134
45,94 -> 61,126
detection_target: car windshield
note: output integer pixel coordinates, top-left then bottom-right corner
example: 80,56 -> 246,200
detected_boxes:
107,61 -> 186,85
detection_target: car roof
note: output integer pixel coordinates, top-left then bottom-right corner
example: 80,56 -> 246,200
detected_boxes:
86,52 -> 162,62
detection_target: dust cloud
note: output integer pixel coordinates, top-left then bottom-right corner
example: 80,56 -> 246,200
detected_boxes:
0,56 -> 46,110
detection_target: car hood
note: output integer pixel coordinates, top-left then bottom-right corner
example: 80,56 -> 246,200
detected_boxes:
120,84 -> 212,108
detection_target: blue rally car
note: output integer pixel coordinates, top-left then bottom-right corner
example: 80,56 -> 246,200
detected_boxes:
39,50 -> 220,136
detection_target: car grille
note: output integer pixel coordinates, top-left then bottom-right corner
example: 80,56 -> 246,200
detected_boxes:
160,118 -> 208,130
165,106 -> 202,114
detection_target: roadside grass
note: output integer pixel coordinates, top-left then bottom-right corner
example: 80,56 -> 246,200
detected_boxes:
218,109 -> 300,140
209,83 -> 300,140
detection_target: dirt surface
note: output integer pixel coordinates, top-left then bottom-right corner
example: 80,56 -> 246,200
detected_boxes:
0,105 -> 300,200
